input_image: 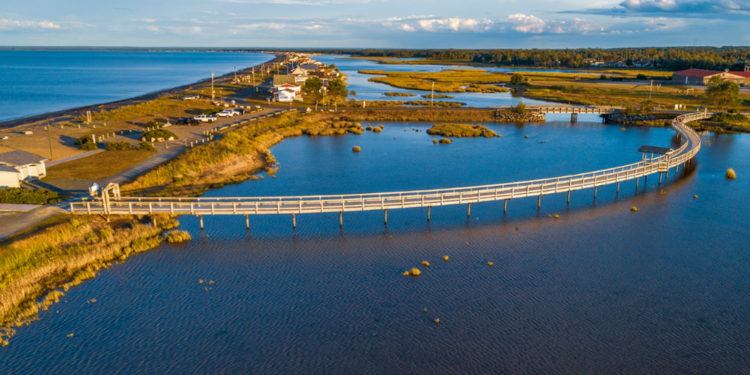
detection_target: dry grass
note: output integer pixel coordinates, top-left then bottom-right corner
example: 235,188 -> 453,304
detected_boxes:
44,149 -> 156,180
726,169 -> 737,179
427,123 -> 495,138
360,69 -> 511,93
166,230 -> 191,243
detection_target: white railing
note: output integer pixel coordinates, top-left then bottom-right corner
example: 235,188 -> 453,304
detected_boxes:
71,112 -> 708,216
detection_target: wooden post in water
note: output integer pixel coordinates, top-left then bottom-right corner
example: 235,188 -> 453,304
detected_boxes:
151,215 -> 156,227
636,177 -> 639,189
567,191 -> 571,204
384,209 -> 388,225
617,182 -> 620,193
594,186 -> 598,199
537,195 -> 541,209
427,206 -> 431,221
293,213 -> 296,229
339,211 -> 343,228
504,199 -> 508,213
245,214 -> 249,230
198,215 -> 204,230
467,203 -> 471,217
659,172 -> 662,184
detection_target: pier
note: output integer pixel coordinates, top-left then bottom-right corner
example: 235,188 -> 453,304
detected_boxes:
70,112 -> 707,225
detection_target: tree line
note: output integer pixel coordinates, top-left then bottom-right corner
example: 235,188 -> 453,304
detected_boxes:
306,47 -> 750,71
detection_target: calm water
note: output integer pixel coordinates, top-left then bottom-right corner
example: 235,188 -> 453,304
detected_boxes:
0,50 -> 274,122
3,120 -> 750,373
315,55 -> 592,108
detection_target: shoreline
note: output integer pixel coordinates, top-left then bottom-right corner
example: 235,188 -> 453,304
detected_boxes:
0,53 -> 282,129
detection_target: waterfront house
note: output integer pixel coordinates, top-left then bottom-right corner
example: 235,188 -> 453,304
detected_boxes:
673,69 -> 749,86
0,150 -> 47,188
272,75 -> 303,102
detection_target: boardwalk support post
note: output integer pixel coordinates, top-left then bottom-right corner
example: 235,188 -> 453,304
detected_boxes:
504,199 -> 508,213
245,214 -> 249,230
617,182 -> 620,193
384,209 -> 388,225
339,211 -> 343,228
293,213 -> 296,229
594,186 -> 598,199
567,191 -> 571,204
537,195 -> 541,209
199,215 -> 204,230
636,177 -> 639,189
467,203 -> 471,217
427,206 -> 431,221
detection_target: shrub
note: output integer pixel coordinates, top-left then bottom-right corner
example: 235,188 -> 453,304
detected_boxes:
0,188 -> 61,204
105,141 -> 132,151
137,142 -> 156,151
712,112 -> 749,124
372,127 -> 382,133
141,129 -> 178,141
439,138 -> 452,144
82,143 -> 98,151
515,101 -> 526,114
726,168 -> 736,179
145,120 -> 162,129
510,73 -> 525,84
75,135 -> 98,150
636,73 -> 648,79
352,146 -> 361,152
600,74 -> 608,80
166,230 -> 192,243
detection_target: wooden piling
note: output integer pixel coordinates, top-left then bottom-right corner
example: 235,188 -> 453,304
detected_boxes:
384,209 -> 388,225
567,191 -> 571,204
504,199 -> 508,213
245,214 -> 249,230
467,203 -> 471,217
636,177 -> 639,189
617,182 -> 620,193
537,195 -> 541,209
293,213 -> 296,229
339,211 -> 343,228
659,172 -> 662,184
199,215 -> 204,230
594,186 -> 598,199
427,206 -> 431,221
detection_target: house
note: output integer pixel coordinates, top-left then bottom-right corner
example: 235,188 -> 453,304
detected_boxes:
634,60 -> 653,68
0,150 -> 48,188
290,67 -> 310,84
607,61 -> 627,68
300,64 -> 319,71
272,75 -> 303,102
583,58 -> 605,67
673,69 -> 749,86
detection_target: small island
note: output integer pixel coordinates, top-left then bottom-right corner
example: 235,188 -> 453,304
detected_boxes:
427,123 -> 497,138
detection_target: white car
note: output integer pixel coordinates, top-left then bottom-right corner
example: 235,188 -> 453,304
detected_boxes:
182,94 -> 200,100
193,114 -> 217,123
216,109 -> 236,118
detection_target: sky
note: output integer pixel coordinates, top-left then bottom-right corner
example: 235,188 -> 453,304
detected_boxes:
0,0 -> 748,48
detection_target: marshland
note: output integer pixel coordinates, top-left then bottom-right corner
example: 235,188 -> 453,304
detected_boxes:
3,115 -> 750,373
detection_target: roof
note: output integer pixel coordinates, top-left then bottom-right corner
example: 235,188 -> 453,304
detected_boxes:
0,165 -> 19,173
300,64 -> 318,71
638,145 -> 673,155
0,150 -> 47,166
273,75 -> 296,86
731,71 -> 750,78
673,69 -> 723,78
290,67 -> 307,76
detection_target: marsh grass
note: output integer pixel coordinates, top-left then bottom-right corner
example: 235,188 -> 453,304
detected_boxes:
427,124 -> 496,138
74,97 -> 194,122
352,146 -> 361,152
166,230 -> 192,243
726,168 -> 737,179
45,149 -> 156,180
0,214 -> 166,345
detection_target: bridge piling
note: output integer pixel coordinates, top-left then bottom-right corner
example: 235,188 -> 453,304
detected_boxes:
617,182 -> 620,194
467,203 -> 471,217
199,215 -> 204,230
537,196 -> 541,209
659,173 -> 662,184
339,211 -> 343,228
245,214 -> 249,230
594,186 -> 598,199
504,199 -> 508,213
293,213 -> 297,229
636,177 -> 639,189
427,206 -> 431,221
384,209 -> 388,225
567,191 -> 571,204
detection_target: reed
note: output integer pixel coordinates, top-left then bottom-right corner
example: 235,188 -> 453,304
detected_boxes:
166,230 -> 192,243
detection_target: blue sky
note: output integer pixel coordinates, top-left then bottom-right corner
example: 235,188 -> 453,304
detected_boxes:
0,0 -> 748,48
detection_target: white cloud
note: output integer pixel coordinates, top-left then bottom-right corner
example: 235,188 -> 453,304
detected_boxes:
505,14 -> 546,33
216,0 -> 369,5
145,25 -> 160,32
619,0 -> 750,13
132,18 -> 156,23
400,23 -> 415,32
415,17 -> 492,32
0,18 -> 61,29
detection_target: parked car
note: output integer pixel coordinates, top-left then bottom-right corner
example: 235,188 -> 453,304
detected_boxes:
216,109 -> 236,118
182,94 -> 200,100
176,117 -> 200,125
232,108 -> 246,115
193,114 -> 217,123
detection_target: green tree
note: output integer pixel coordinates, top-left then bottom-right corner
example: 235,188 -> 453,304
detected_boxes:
326,78 -> 349,111
515,101 -> 526,114
302,76 -> 323,110
510,73 -> 525,84
705,75 -> 742,109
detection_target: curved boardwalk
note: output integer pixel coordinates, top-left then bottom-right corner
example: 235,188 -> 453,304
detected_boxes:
71,112 -> 708,220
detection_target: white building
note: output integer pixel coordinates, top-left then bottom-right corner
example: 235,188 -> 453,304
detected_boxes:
0,150 -> 48,188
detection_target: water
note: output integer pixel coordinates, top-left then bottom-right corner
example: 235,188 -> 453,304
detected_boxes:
3,120 -> 750,373
315,55 -> 592,108
0,50 -> 274,122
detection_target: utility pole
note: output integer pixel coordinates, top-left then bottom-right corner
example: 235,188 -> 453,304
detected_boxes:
648,80 -> 653,101
47,118 -> 54,160
233,66 -> 237,83
211,72 -> 215,101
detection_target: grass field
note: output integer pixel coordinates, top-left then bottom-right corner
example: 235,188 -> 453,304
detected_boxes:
360,69 -> 511,93
44,149 -> 156,180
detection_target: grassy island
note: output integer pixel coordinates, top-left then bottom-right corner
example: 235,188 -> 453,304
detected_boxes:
427,124 -> 498,138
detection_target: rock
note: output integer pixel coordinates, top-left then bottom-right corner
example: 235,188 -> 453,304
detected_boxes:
726,168 -> 736,179
443,256 -> 449,261
630,206 -> 638,211
409,268 -> 421,276
422,261 -> 430,267
488,262 -> 494,266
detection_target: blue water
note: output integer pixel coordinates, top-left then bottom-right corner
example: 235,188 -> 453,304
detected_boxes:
0,50 -> 274,122
315,55 -> 592,108
4,121 -> 750,373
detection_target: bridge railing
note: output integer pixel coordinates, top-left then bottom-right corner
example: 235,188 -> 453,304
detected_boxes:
70,112 -> 707,216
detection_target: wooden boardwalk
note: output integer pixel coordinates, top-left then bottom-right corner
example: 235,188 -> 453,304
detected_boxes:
70,112 -> 707,224
493,105 -> 620,114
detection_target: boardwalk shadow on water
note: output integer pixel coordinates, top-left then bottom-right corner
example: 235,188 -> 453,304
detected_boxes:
3,122 -> 750,374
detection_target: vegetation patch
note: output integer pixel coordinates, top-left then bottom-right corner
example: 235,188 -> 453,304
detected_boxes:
74,97 -> 191,123
44,149 -> 156,180
352,146 -> 361,152
0,188 -> 61,205
75,135 -> 98,151
141,129 -> 178,142
726,168 -> 737,179
166,230 -> 191,243
360,69 -> 511,93
383,92 -> 415,97
427,123 -> 497,138
423,94 -> 455,99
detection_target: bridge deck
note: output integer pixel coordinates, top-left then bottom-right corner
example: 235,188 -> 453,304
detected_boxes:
71,112 -> 706,216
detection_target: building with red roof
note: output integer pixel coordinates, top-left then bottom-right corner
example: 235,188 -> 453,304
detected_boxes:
673,68 -> 749,86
